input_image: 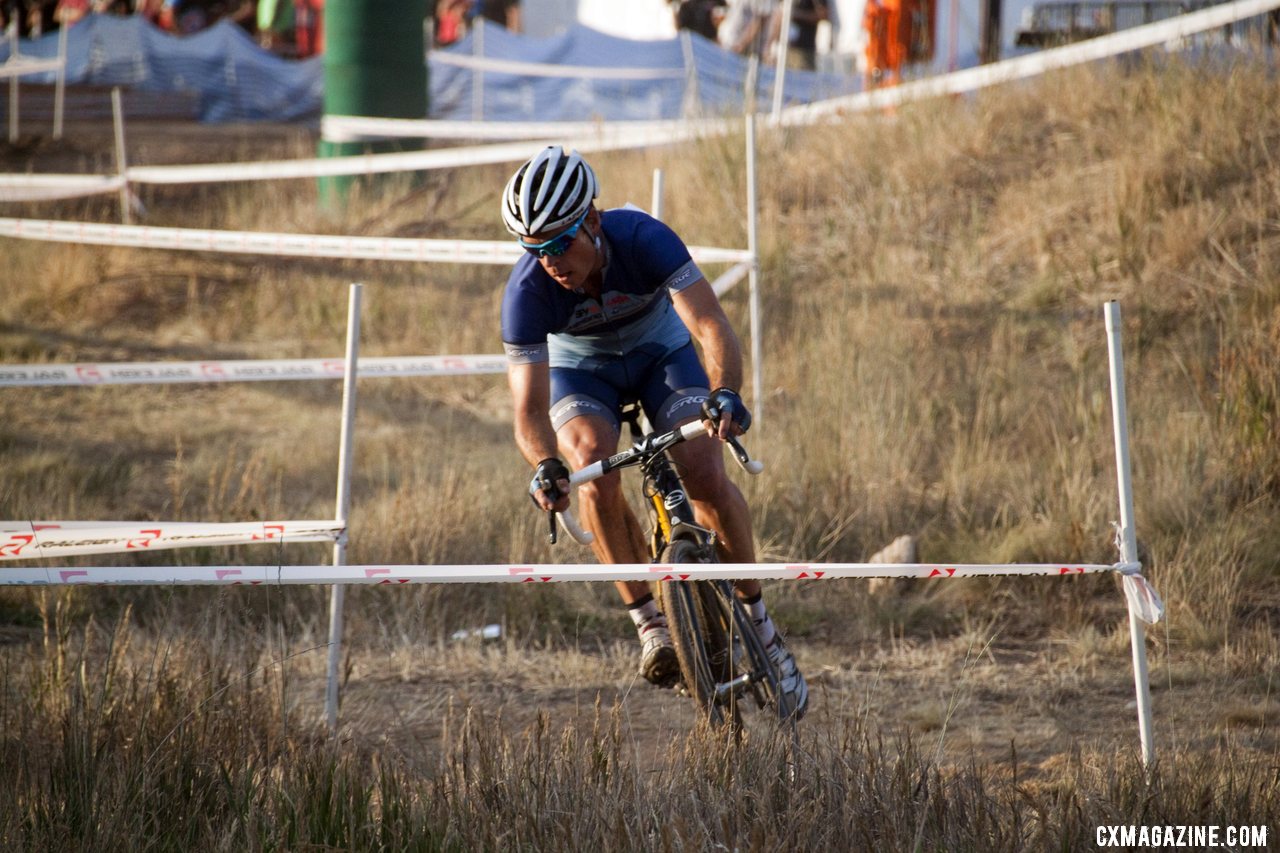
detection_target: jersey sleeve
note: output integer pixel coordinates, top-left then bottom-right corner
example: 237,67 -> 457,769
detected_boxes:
500,265 -> 553,365
630,214 -> 704,295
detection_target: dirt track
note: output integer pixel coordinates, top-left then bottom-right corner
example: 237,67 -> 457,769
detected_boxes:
6,109 -> 1278,781
313,626 -> 1279,779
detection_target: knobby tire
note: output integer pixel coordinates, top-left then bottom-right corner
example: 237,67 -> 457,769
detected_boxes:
658,539 -> 742,731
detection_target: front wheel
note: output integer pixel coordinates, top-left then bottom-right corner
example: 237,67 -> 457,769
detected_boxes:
657,540 -> 741,731
706,580 -> 783,719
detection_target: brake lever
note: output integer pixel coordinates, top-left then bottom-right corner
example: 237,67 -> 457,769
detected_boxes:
548,509 -> 558,545
726,435 -> 765,475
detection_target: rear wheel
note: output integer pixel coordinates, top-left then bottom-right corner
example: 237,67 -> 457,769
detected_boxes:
657,539 -> 740,730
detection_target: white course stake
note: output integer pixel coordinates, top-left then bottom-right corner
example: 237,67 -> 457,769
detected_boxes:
6,29 -> 16,144
1105,300 -> 1155,767
745,111 -> 763,423
111,88 -> 132,225
325,283 -> 362,731
770,0 -> 795,122
53,24 -> 67,140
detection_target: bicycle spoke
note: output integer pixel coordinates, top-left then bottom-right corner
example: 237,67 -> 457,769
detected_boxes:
659,541 -> 741,732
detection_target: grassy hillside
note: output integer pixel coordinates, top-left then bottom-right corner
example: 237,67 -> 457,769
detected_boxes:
1,52 -> 1278,847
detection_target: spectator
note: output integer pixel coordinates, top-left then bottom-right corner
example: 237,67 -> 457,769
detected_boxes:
136,0 -> 165,26
718,0 -> 777,58
674,0 -> 725,42
256,0 -> 295,51
476,0 -> 518,32
2,0 -> 24,35
863,0 -> 905,87
433,0 -> 467,46
773,0 -> 828,70
27,0 -> 59,37
222,0 -> 255,32
157,0 -> 219,34
53,0 -> 89,26
294,0 -> 322,56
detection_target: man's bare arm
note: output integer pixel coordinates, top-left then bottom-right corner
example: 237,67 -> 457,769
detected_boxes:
671,278 -> 745,393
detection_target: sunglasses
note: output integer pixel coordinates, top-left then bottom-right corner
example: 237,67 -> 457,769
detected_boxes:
518,210 -> 588,258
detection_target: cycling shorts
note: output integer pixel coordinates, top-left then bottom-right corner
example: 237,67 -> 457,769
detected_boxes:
549,342 -> 710,434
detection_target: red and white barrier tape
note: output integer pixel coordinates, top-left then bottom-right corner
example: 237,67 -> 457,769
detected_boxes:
1121,574 -> 1164,626
0,217 -> 521,261
0,118 -> 731,190
0,217 -> 751,266
0,560 -> 1127,583
0,175 -> 126,203
1,1 -> 1273,195
126,119 -> 728,184
0,354 -> 508,387
0,558 -> 1162,622
320,115 -> 733,144
428,51 -> 686,79
0,520 -> 344,560
122,138 -> 547,185
710,260 -> 752,297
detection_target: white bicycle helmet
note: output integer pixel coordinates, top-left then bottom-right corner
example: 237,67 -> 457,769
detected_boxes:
501,146 -> 599,238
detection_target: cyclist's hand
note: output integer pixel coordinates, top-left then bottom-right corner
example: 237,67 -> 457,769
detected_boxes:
701,387 -> 752,440
528,457 -> 571,513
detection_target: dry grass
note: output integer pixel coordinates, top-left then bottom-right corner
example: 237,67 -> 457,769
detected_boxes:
2,49 -> 1280,846
1,601 -> 1277,850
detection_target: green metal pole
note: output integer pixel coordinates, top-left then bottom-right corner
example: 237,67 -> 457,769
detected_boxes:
319,0 -> 429,206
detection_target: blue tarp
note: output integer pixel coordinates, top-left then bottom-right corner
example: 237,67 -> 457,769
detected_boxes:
3,15 -> 858,123
2,15 -> 323,122
432,21 -> 860,121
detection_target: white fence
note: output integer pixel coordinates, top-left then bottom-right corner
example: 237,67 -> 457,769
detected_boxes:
1,24 -> 68,142
1,291 -> 1164,763
0,520 -> 344,561
3,0 -> 1277,201
0,7 -> 1226,755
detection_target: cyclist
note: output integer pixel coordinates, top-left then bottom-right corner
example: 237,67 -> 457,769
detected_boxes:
500,146 -> 808,720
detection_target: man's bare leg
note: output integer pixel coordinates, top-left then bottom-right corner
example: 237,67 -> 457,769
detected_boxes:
554,413 -> 656,604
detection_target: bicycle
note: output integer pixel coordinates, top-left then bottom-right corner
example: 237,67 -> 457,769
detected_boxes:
545,404 -> 788,731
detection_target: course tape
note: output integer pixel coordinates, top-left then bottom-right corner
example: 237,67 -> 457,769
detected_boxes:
0,520 -> 344,560
710,260 -> 752,297
122,138 -> 554,185
429,51 -> 686,80
0,557 -> 1126,583
129,120 -> 730,184
321,115 -> 732,144
0,56 -> 64,79
783,0 -> 1280,123
0,560 -> 1163,621
0,175 -> 125,203
1,2 -> 1272,193
0,354 -> 508,387
0,217 -> 751,265
0,118 -> 732,190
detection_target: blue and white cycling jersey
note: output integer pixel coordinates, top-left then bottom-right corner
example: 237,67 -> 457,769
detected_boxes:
501,208 -> 704,369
